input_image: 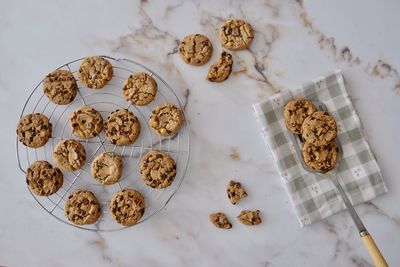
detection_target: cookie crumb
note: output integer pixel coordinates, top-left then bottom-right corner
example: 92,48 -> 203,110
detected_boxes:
209,212 -> 232,229
227,180 -> 247,205
237,210 -> 262,226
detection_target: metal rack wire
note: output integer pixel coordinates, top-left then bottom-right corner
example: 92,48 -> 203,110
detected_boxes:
16,56 -> 190,231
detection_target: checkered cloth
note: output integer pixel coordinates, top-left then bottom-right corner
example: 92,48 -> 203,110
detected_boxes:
253,70 -> 387,227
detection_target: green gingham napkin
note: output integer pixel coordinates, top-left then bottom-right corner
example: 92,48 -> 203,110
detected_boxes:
253,70 -> 387,227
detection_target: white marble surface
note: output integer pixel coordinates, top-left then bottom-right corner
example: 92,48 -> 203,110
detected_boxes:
1,0 -> 400,266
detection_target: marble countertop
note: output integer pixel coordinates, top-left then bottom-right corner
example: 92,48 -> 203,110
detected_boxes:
1,0 -> 399,266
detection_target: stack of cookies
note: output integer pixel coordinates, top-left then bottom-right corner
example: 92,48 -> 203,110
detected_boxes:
283,99 -> 339,173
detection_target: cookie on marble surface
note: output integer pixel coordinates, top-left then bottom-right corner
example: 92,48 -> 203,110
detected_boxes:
219,19 -> 254,50
123,72 -> 157,106
78,56 -> 113,89
209,212 -> 232,229
53,139 -> 86,172
301,111 -> 337,147
284,98 -> 317,134
65,190 -> 101,225
26,160 -> 63,196
91,152 -> 123,185
227,180 -> 248,205
206,51 -> 233,82
43,69 -> 78,105
69,105 -> 103,139
178,34 -> 213,66
16,113 -> 52,148
104,109 -> 141,146
302,141 -> 338,173
109,189 -> 145,226
237,210 -> 262,226
140,150 -> 176,189
150,103 -> 183,137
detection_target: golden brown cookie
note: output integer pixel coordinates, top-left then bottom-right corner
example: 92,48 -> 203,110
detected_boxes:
104,109 -> 141,146
227,180 -> 247,205
284,99 -> 317,134
43,69 -> 78,105
219,19 -> 254,50
78,56 -> 113,89
69,106 -> 103,139
237,210 -> 262,226
149,103 -> 184,137
65,190 -> 101,225
301,111 -> 337,146
302,141 -> 339,173
26,160 -> 63,196
122,72 -> 157,106
109,189 -> 145,226
53,139 -> 86,172
16,113 -> 52,148
91,152 -> 123,185
178,34 -> 213,66
140,150 -> 176,189
206,51 -> 233,82
209,212 -> 232,229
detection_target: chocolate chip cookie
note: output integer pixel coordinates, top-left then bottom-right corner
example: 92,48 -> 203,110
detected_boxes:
301,111 -> 337,146
219,19 -> 254,50
16,113 -> 52,148
149,103 -> 184,137
53,139 -> 86,171
78,56 -> 113,89
69,106 -> 103,139
237,210 -> 262,226
104,109 -> 141,145
91,152 -> 123,185
303,141 -> 339,173
122,72 -> 157,106
178,34 -> 213,66
209,212 -> 232,229
109,189 -> 145,226
65,190 -> 101,225
26,160 -> 63,196
140,150 -> 176,189
43,69 -> 78,105
206,51 -> 233,82
284,99 -> 317,134
227,180 -> 248,205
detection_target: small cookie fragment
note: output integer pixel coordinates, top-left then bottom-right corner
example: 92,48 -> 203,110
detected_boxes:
206,51 -> 233,82
123,72 -> 157,106
26,160 -> 63,196
69,106 -> 103,139
284,99 -> 317,134
301,111 -> 337,147
43,69 -> 78,105
65,190 -> 101,225
104,109 -> 141,145
303,141 -> 338,173
237,210 -> 262,226
227,180 -> 247,205
149,103 -> 184,137
209,212 -> 232,229
219,19 -> 254,50
16,113 -> 52,148
53,139 -> 86,171
78,56 -> 113,89
91,152 -> 123,185
178,34 -> 213,66
140,150 -> 176,189
109,189 -> 145,226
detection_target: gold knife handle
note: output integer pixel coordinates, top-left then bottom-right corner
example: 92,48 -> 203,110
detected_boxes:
360,231 -> 388,267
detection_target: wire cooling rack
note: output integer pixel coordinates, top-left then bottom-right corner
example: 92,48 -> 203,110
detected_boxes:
16,56 -> 190,231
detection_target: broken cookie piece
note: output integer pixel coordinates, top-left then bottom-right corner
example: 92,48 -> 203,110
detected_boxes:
209,212 -> 232,229
237,210 -> 262,226
206,51 -> 233,82
227,180 -> 247,205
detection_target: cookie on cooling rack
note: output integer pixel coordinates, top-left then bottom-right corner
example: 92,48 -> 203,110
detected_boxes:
65,190 -> 101,225
209,212 -> 232,229
104,109 -> 141,145
206,51 -> 233,82
284,98 -> 317,134
149,103 -> 184,137
43,69 -> 78,105
237,210 -> 262,226
53,139 -> 86,171
219,19 -> 254,50
78,56 -> 113,89
302,141 -> 339,173
122,72 -> 157,106
178,34 -> 213,66
26,160 -> 63,196
109,189 -> 145,226
69,105 -> 103,139
301,111 -> 337,147
91,152 -> 123,185
140,150 -> 176,189
16,113 -> 52,148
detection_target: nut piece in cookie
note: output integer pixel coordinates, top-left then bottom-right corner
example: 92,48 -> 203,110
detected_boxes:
65,190 -> 101,225
69,106 -> 103,139
302,141 -> 338,173
209,212 -> 232,229
206,51 -> 233,82
109,189 -> 145,226
53,139 -> 86,172
149,103 -> 184,137
178,34 -> 213,66
104,109 -> 141,146
26,160 -> 63,196
16,113 -> 52,148
284,99 -> 317,134
227,180 -> 247,205
140,150 -> 176,189
219,19 -> 254,50
301,111 -> 337,146
237,210 -> 262,226
43,69 -> 78,105
123,72 -> 158,106
91,152 -> 123,185
78,56 -> 113,89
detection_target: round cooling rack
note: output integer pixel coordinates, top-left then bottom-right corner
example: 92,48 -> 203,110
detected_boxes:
16,56 -> 190,231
